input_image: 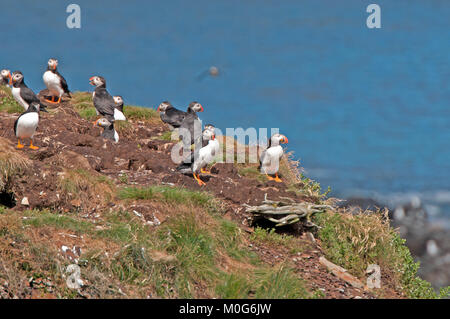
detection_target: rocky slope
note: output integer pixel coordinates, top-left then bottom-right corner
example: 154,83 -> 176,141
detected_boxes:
0,87 -> 447,299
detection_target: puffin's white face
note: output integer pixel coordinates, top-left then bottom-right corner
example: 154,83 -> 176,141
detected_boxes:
89,76 -> 105,87
202,128 -> 215,141
270,133 -> 288,145
157,101 -> 171,112
1,69 -> 10,79
48,58 -> 58,70
189,102 -> 204,113
113,96 -> 123,105
204,124 -> 215,134
11,72 -> 24,84
96,118 -> 112,128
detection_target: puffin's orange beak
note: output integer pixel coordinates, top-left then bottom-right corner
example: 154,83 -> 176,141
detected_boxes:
157,106 -> 160,111
211,135 -> 215,140
8,73 -> 12,85
89,77 -> 95,86
199,104 -> 204,112
282,136 -> 288,144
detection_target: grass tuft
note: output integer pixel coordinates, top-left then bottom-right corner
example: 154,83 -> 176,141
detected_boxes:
118,185 -> 213,207
0,137 -> 31,193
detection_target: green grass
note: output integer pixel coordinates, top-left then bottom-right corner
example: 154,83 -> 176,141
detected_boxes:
0,86 -> 23,113
254,265 -> 309,298
315,210 -> 450,299
118,185 -> 213,206
22,210 -> 94,234
78,107 -> 97,120
123,105 -> 159,121
237,165 -> 267,183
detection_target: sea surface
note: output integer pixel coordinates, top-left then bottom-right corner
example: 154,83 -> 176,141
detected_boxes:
1,0 -> 449,225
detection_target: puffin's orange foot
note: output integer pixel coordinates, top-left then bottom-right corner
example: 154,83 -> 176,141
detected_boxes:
29,144 -> 39,150
17,143 -> 24,149
194,174 -> 206,186
273,173 -> 282,183
265,174 -> 275,181
56,97 -> 62,103
200,168 -> 210,174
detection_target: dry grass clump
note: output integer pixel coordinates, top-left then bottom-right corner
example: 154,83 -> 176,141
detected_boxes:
57,168 -> 115,209
0,137 -> 31,192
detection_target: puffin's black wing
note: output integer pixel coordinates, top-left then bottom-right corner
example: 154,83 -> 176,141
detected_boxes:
163,107 -> 187,128
93,88 -> 115,122
179,115 -> 202,147
56,70 -> 71,97
20,85 -> 40,105
116,103 -> 124,113
101,124 -> 116,141
13,116 -> 20,136
258,149 -> 266,170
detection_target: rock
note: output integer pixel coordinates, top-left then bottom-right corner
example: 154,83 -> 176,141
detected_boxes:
319,256 -> 364,289
21,197 -> 29,206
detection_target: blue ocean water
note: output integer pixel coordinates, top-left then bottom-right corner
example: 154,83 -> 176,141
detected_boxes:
1,1 -> 449,224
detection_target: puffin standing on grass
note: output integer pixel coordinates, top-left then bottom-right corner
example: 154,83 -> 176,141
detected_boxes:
258,133 -> 288,182
89,76 -> 115,123
192,127 -> 219,186
11,71 -> 46,112
42,58 -> 71,104
14,102 -> 47,150
113,95 -> 126,121
95,117 -> 119,143
0,69 -> 11,86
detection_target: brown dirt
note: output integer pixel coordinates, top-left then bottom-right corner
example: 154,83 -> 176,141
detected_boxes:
0,92 -> 405,299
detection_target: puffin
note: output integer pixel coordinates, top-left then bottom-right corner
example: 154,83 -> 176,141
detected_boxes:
95,117 -> 119,143
11,71 -> 47,112
176,124 -> 216,173
113,95 -> 126,121
258,133 -> 288,182
42,58 -> 71,104
178,101 -> 204,147
191,127 -> 219,186
14,102 -> 47,150
89,76 -> 115,123
0,69 -> 11,86
157,101 -> 188,130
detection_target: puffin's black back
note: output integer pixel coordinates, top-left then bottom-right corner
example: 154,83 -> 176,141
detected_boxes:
55,69 -> 71,97
93,87 -> 115,122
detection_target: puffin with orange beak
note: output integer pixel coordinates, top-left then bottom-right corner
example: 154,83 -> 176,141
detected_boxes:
191,126 -> 219,186
0,69 -> 12,86
179,101 -> 204,147
157,101 -> 201,130
42,58 -> 71,104
11,71 -> 47,112
89,75 -> 115,124
258,133 -> 289,182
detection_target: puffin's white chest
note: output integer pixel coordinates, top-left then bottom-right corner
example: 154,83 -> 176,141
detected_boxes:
12,87 -> 28,110
43,71 -> 63,96
260,145 -> 283,174
193,140 -> 219,172
16,112 -> 39,138
114,108 -> 126,121
114,130 -> 119,143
